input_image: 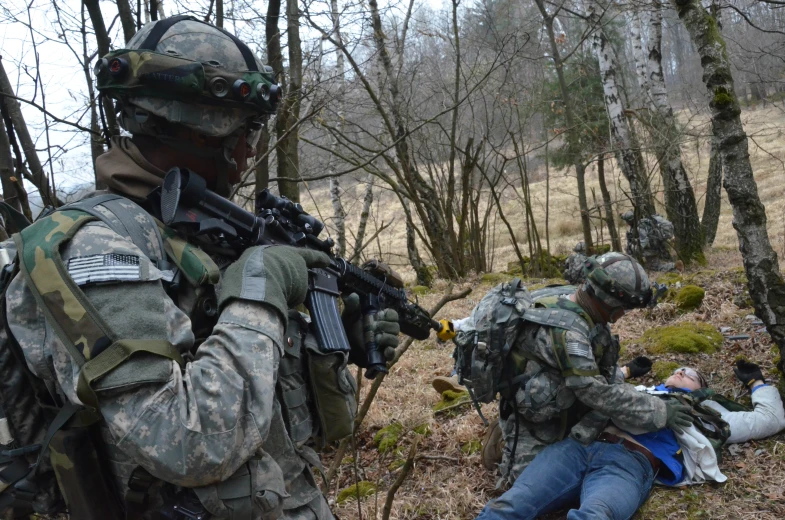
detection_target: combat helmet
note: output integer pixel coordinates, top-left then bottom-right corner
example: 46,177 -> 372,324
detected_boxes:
583,252 -> 654,310
95,15 -> 280,193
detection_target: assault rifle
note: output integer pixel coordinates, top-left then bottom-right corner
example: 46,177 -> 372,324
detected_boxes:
149,167 -> 453,378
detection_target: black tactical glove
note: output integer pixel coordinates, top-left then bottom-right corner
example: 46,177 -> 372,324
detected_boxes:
623,356 -> 653,378
342,293 -> 400,367
664,400 -> 694,433
734,360 -> 765,388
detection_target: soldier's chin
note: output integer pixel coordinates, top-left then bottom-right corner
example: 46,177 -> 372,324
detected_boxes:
663,375 -> 679,387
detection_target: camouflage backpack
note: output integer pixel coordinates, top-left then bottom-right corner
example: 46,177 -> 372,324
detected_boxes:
453,281 -> 577,406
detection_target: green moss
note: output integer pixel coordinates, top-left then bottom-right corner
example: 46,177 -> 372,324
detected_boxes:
481,272 -> 509,285
653,361 -> 681,381
412,423 -> 432,436
461,439 -> 482,455
637,322 -> 723,355
336,481 -> 377,504
388,458 -> 406,471
411,285 -> 430,296
675,285 -> 705,311
341,456 -> 354,465
373,422 -> 404,454
433,389 -> 470,412
655,272 -> 684,286
713,91 -> 733,106
526,278 -> 570,291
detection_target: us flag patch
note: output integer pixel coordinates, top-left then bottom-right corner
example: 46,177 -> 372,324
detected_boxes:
68,254 -> 141,285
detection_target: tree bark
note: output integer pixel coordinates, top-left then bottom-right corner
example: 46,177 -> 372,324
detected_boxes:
597,154 -> 621,251
115,0 -> 137,43
216,0 -> 223,28
0,58 -> 58,207
592,17 -> 656,217
702,136 -> 722,247
271,0 -> 303,202
352,175 -> 374,261
634,0 -> 705,264
534,0 -> 594,253
83,0 -> 119,138
402,200 -> 432,287
671,0 -> 785,376
327,0 -> 346,257
1,111 -> 32,222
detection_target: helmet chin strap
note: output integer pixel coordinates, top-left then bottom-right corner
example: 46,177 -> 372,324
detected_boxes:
576,284 -> 616,325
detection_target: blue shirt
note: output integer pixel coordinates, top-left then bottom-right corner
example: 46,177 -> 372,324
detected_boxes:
627,385 -> 686,485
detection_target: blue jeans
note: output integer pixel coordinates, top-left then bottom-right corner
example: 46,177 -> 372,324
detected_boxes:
476,438 -> 655,520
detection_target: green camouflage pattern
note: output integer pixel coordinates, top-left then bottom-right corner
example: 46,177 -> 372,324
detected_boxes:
588,252 -> 651,310
15,210 -> 110,364
157,222 -> 220,286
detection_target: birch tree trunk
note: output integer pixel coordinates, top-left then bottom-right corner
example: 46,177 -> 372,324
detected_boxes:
328,0 -> 346,257
597,154 -> 621,251
352,174 -> 374,262
0,58 -> 58,207
638,0 -> 704,264
592,18 -> 656,217
702,136 -> 722,246
534,0 -> 594,253
671,0 -> 785,375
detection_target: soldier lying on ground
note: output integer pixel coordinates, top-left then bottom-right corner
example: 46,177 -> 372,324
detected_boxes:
475,360 -> 785,520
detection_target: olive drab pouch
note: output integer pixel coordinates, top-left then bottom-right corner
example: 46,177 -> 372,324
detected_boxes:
302,321 -> 357,443
278,312 -> 316,447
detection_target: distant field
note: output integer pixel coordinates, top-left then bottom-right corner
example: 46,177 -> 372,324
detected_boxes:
300,104 -> 785,279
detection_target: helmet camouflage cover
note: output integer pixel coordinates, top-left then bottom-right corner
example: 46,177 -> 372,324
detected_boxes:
584,252 -> 653,310
96,16 -> 279,139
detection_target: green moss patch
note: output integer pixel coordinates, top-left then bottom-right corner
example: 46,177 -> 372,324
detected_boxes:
433,389 -> 471,412
481,273 -> 509,285
461,439 -> 482,455
655,272 -> 684,286
653,361 -> 680,381
336,481 -> 377,504
413,423 -> 432,436
637,322 -> 723,355
675,285 -> 705,312
388,458 -> 406,471
373,422 -> 404,454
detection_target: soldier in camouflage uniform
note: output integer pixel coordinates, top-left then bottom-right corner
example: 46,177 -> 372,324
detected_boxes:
562,242 -> 587,285
493,253 -> 692,485
1,17 -> 399,519
621,211 -> 675,272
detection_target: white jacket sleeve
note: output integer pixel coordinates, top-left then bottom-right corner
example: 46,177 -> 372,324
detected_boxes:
701,386 -> 785,444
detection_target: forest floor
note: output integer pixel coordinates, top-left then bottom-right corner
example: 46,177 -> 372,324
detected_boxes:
322,247 -> 785,520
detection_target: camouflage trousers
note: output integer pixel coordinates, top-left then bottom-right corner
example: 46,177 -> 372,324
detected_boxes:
497,414 -> 553,488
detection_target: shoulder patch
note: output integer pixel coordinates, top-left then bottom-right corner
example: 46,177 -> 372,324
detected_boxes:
68,253 -> 141,285
565,340 -> 593,359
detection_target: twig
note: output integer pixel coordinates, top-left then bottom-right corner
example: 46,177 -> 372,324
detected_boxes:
381,437 -> 420,520
0,92 -> 97,136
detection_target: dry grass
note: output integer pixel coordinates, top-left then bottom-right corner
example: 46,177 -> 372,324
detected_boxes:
306,105 -> 785,519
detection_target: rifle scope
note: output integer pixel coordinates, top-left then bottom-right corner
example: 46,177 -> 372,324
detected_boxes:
256,189 -> 325,236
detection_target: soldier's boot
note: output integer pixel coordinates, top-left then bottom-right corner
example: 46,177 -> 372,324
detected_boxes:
481,417 -> 504,471
431,375 -> 465,396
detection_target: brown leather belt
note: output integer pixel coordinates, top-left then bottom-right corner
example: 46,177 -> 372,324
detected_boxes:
597,432 -> 661,473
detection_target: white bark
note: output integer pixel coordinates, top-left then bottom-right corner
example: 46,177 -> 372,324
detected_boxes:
630,11 -> 650,97
352,174 -> 374,261
328,0 -> 346,257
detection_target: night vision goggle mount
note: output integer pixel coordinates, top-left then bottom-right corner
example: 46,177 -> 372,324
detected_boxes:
95,49 -> 281,115
584,255 -> 663,309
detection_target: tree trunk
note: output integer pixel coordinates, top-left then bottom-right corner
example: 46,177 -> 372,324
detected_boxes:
115,0 -> 137,43
702,136 -> 722,247
327,0 -> 346,258
352,175 -> 374,261
637,0 -> 705,264
402,200 -> 432,287
216,0 -> 223,28
272,0 -> 302,202
0,58 -> 58,207
671,0 -> 785,376
592,17 -> 656,217
329,178 -> 346,257
597,154 -> 621,251
534,0 -> 594,253
83,0 -> 119,138
1,113 -> 32,222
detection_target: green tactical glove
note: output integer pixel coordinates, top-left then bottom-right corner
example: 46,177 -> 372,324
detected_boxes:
623,356 -> 653,378
219,245 -> 331,322
342,293 -> 401,367
733,360 -> 765,388
664,400 -> 694,433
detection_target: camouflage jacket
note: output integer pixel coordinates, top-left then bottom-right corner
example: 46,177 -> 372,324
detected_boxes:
503,297 -> 667,445
4,197 -> 333,519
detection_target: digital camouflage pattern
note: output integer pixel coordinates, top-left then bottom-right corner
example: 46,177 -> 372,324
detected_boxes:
586,252 -> 651,310
493,296 -> 668,485
6,207 -> 335,518
105,19 -> 275,138
621,212 -> 676,272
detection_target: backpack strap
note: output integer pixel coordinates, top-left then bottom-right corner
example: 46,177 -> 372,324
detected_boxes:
12,210 -> 183,410
521,307 -> 591,338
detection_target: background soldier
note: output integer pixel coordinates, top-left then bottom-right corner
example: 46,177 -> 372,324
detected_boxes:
494,252 -> 692,484
621,211 -> 676,272
3,18 -> 398,519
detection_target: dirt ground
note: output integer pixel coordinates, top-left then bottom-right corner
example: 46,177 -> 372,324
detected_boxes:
322,248 -> 785,519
